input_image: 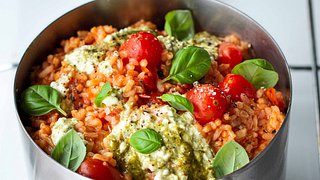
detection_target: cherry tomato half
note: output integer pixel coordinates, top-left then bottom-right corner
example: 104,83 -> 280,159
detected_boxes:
139,72 -> 158,91
219,74 -> 256,101
77,158 -> 123,180
186,84 -> 228,125
119,32 -> 163,69
217,42 -> 243,70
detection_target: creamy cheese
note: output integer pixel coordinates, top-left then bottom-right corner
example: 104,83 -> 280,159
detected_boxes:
97,60 -> 113,76
64,45 -> 106,74
51,117 -> 79,145
97,51 -> 119,76
158,31 -> 220,60
102,96 -> 119,107
104,26 -> 153,47
50,73 -> 72,96
157,35 -> 187,53
106,105 -> 215,179
104,27 -> 133,47
102,88 -> 122,107
188,31 -> 220,59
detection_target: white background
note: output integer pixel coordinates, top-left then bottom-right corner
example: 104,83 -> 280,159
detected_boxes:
0,0 -> 319,179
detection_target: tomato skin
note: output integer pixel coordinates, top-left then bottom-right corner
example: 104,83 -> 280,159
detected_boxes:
77,158 -> 123,180
119,32 -> 163,68
186,84 -> 228,125
140,72 -> 158,91
219,74 -> 256,101
217,42 -> 243,69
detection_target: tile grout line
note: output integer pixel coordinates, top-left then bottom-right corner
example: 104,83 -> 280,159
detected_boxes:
289,65 -> 312,70
308,0 -> 320,167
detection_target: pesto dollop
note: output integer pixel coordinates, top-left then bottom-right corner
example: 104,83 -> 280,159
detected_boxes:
106,104 -> 215,179
158,31 -> 220,59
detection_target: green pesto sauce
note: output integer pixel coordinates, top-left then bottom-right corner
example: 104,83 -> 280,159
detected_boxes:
107,104 -> 215,180
188,31 -> 220,59
64,44 -> 108,74
158,31 -> 220,59
103,25 -> 155,47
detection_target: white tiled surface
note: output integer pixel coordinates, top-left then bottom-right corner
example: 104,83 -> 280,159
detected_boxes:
0,69 -> 28,180
313,0 -> 320,65
1,0 -> 319,180
287,71 -> 319,180
0,0 -> 91,66
221,0 -> 314,66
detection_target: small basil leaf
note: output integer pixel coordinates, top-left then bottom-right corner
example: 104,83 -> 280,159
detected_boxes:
212,140 -> 249,178
232,59 -> 279,89
164,9 -> 195,40
242,58 -> 275,71
130,128 -> 163,154
160,94 -> 194,113
51,129 -> 86,171
95,82 -> 112,107
163,46 -> 211,84
21,85 -> 67,116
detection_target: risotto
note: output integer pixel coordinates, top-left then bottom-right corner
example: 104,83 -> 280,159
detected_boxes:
21,10 -> 285,180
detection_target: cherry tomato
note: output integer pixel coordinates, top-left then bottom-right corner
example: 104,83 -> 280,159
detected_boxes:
77,158 -> 123,180
219,74 -> 256,101
119,32 -> 163,69
186,84 -> 228,125
217,42 -> 243,69
139,72 -> 158,91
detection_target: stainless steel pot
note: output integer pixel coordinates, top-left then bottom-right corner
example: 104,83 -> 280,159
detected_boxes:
14,0 -> 292,179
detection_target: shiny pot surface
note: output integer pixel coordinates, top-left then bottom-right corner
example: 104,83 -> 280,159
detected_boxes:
14,0 -> 292,179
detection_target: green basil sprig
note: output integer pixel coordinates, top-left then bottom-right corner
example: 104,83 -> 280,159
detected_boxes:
94,82 -> 112,107
164,9 -> 195,41
21,85 -> 67,116
130,128 -> 163,154
232,59 -> 279,90
160,94 -> 193,113
212,140 -> 249,178
51,129 -> 86,171
163,46 -> 211,84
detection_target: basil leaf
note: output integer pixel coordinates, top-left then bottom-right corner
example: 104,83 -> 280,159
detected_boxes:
163,46 -> 211,84
165,9 -> 195,40
130,128 -> 163,154
21,85 -> 67,116
94,82 -> 112,107
51,129 -> 86,171
160,94 -> 193,113
241,58 -> 275,71
232,59 -> 279,89
212,140 -> 249,178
